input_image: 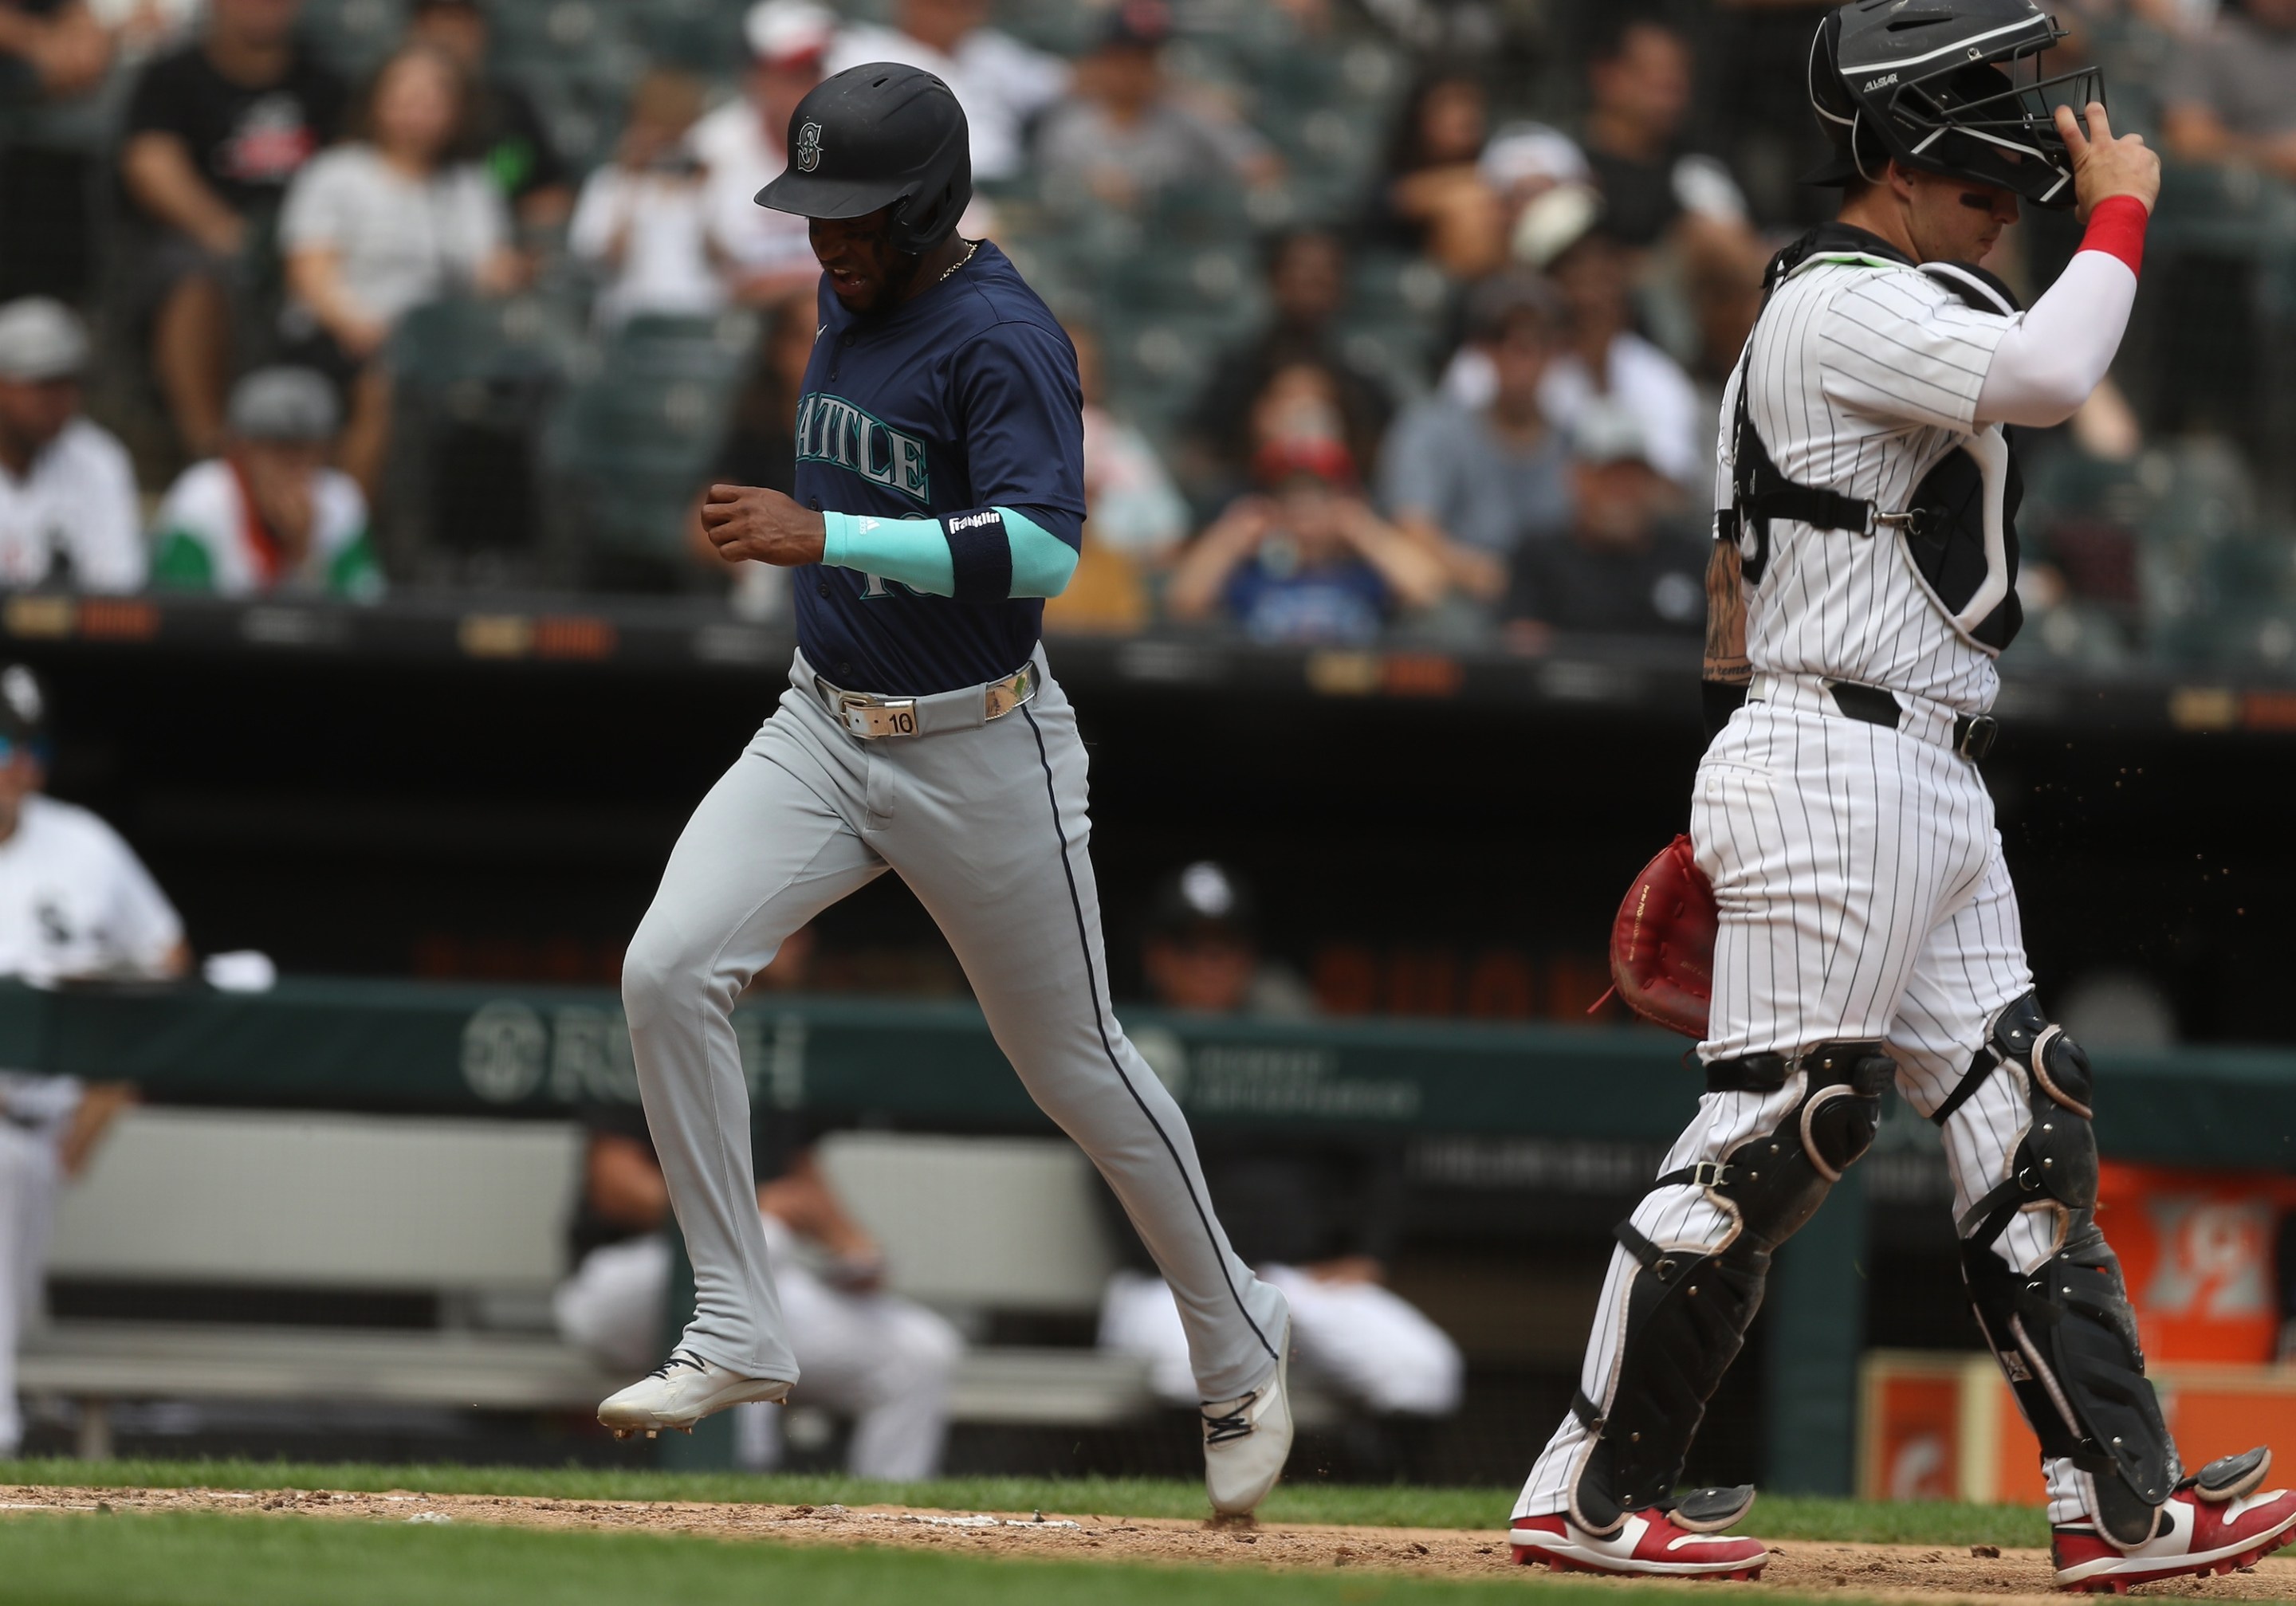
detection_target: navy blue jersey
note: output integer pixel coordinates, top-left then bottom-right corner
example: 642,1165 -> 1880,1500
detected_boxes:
791,241 -> 1086,694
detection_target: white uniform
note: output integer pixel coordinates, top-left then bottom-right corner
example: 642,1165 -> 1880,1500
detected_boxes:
1516,241 -> 2102,1529
0,794 -> 185,1452
0,418 -> 147,594
1100,1266 -> 1462,1419
555,1211 -> 961,1480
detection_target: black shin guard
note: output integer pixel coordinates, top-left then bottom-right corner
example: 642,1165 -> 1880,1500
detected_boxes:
1570,1042 -> 1894,1534
1947,994 -> 2179,1548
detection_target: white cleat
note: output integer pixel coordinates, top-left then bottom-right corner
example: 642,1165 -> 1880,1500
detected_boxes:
597,1351 -> 792,1436
1202,1339 -> 1293,1518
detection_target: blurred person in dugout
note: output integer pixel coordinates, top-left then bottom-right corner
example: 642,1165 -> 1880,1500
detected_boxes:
1040,320 -> 1189,633
690,1 -> 833,307
1166,430 -> 1446,646
276,41 -> 524,498
149,366 -> 383,598
554,924 -> 962,1478
0,665 -> 187,1453
401,0 -> 572,229
1100,863 -> 1463,1445
1501,401 -> 1704,646
117,0 -> 348,461
0,300 -> 145,592
569,69 -> 723,330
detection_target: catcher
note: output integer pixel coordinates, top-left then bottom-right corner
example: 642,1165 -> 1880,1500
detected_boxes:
1508,0 -> 2296,1590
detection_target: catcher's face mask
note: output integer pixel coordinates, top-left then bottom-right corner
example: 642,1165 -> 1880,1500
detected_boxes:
1807,1 -> 2104,210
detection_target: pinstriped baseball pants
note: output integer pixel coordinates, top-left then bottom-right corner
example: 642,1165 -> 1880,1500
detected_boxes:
620,649 -> 1288,1404
1514,702 -> 2099,1526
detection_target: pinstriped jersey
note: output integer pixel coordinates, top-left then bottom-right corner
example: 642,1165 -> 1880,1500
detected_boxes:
1715,238 -> 2015,714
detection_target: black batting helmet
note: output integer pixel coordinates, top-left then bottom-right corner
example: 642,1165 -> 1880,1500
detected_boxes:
1806,0 -> 2101,208
755,62 -> 971,254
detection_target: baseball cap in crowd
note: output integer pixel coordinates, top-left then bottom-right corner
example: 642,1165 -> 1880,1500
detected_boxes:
1510,182 -> 1604,272
1252,434 -> 1357,489
0,665 -> 49,757
1102,0 -> 1173,49
1571,402 -> 1656,469
745,0 -> 835,67
1148,862 -> 1259,940
226,367 -> 340,443
0,298 -> 90,383
1478,121 -> 1589,195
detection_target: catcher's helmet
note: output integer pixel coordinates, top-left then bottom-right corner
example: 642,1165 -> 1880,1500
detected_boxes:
1806,0 -> 2101,208
755,62 -> 971,253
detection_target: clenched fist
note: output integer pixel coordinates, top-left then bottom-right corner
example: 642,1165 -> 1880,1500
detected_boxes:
700,483 -> 828,567
2055,100 -> 2161,221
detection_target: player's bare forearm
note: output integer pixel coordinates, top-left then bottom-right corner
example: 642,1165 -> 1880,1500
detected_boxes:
699,483 -> 828,566
1703,540 -> 1749,685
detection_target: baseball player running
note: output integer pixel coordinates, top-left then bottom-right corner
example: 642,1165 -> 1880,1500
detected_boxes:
1508,1 -> 2296,1590
593,63 -> 1294,1516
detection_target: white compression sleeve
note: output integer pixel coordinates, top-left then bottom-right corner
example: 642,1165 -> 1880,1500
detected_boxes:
1972,249 -> 2137,428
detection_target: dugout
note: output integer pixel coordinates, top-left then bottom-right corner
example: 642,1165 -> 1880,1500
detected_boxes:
6,595 -> 2296,1486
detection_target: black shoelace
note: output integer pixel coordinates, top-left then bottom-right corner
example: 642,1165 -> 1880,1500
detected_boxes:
648,1351 -> 708,1382
1201,1391 -> 1258,1445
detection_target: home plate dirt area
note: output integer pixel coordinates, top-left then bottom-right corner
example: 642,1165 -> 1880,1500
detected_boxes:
7,1483 -> 2296,1600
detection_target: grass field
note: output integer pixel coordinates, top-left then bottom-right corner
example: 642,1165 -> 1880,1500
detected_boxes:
0,1456 -> 2053,1547
0,1507 -> 1901,1606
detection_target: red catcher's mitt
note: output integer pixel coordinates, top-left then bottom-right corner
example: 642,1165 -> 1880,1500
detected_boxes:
1609,834 -> 1717,1039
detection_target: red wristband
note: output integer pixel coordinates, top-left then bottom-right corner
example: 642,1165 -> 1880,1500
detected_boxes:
2079,194 -> 2148,276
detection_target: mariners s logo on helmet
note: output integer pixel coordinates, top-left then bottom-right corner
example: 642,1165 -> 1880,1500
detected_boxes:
795,121 -> 824,173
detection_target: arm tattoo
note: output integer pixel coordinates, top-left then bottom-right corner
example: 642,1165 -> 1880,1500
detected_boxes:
1704,540 -> 1750,685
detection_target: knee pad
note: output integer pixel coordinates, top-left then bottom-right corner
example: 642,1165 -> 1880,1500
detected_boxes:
1709,1039 -> 1895,1247
1567,1041 -> 1894,1533
1952,993 -> 2178,1548
1956,995 -> 2101,1254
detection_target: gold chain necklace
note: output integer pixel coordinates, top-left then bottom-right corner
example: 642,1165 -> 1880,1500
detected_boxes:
937,238 -> 980,284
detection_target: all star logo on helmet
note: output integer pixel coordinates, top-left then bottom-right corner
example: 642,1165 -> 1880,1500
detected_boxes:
795,121 -> 824,172
1863,73 -> 1897,90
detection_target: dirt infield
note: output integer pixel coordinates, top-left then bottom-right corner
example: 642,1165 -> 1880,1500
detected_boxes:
4,1482 -> 2293,1600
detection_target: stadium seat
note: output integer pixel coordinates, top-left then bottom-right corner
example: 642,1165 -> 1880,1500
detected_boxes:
545,312 -> 757,577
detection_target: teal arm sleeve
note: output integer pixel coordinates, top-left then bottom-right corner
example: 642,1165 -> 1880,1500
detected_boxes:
820,506 -> 1079,599
820,511 -> 955,597
1002,506 -> 1080,599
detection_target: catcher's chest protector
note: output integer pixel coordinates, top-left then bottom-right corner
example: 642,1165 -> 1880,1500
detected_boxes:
1726,230 -> 2025,650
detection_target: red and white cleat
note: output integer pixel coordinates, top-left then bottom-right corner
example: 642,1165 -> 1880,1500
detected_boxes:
2053,1451 -> 2296,1594
1510,1503 -> 1769,1581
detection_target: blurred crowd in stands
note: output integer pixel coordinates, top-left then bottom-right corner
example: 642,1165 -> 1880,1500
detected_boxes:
4,0 -> 2296,668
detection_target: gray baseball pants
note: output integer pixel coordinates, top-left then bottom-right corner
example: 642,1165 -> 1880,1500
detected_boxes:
622,646 -> 1289,1403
